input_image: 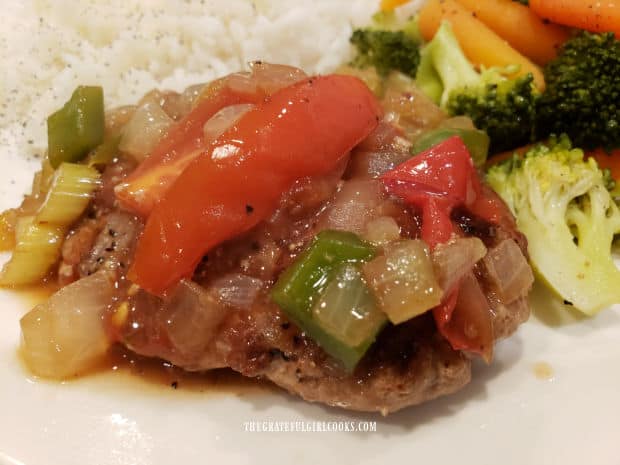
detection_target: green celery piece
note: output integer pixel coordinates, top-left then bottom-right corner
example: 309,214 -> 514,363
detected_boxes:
412,127 -> 490,167
271,230 -> 377,370
87,134 -> 121,168
47,86 -> 105,168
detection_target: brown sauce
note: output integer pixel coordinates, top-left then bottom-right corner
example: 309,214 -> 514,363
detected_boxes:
14,283 -> 277,398
532,361 -> 554,380
10,280 -> 59,308
98,344 -> 276,396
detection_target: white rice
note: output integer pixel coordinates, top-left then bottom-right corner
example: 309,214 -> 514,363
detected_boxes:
0,0 -> 378,155
0,0 -> 422,208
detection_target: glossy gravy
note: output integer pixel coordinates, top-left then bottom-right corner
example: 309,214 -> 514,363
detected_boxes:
15,283 -> 275,397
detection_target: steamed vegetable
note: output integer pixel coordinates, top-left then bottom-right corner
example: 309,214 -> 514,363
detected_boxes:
47,86 -> 104,168
416,22 -> 538,153
454,0 -> 569,65
418,0 -> 545,90
529,0 -> 620,38
536,32 -> 620,151
272,230 -> 380,370
486,136 -> 620,314
350,27 -> 421,77
129,75 -> 382,295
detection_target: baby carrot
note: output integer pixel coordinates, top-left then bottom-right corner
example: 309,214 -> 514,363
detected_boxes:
454,0 -> 569,65
418,0 -> 545,90
530,0 -> 620,37
380,0 -> 410,12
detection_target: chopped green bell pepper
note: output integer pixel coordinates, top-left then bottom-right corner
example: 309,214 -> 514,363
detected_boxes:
412,127 -> 490,167
47,86 -> 105,168
271,230 -> 380,370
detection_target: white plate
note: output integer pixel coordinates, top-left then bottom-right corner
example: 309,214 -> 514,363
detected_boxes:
1,281 -> 619,465
1,2 -> 620,463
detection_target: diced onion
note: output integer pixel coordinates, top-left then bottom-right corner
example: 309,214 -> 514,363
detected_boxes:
217,63 -> 307,99
363,239 -> 442,324
0,209 -> 17,251
249,61 -> 308,94
173,84 -> 206,118
202,104 -> 255,141
20,271 -> 115,378
432,237 -> 487,295
363,216 -> 401,246
208,273 -> 263,310
225,72 -> 257,95
105,105 -> 136,135
318,180 -> 385,235
450,271 -> 494,362
482,239 -> 534,304
335,65 -> 383,96
381,72 -> 446,142
161,279 -> 229,358
312,263 -> 385,347
118,100 -> 174,161
347,119 -> 413,179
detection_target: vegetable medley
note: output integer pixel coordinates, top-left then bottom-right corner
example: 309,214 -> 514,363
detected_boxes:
349,0 -> 620,315
1,0 -> 619,382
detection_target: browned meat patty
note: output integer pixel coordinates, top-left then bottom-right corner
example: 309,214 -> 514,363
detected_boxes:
58,115 -> 532,414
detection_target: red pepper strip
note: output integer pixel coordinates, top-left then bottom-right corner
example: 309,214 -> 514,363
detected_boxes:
116,81 -> 268,217
381,135 -> 479,204
129,75 -> 382,295
381,184 -> 455,248
380,135 -> 494,359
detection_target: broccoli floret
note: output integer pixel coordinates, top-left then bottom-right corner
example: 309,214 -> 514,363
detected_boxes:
536,32 -> 620,151
447,73 -> 537,153
416,22 -> 537,153
415,22 -> 479,106
350,27 -> 421,78
487,135 -> 620,315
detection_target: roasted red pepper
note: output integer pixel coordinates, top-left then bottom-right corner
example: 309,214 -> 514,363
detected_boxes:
129,75 -> 382,295
380,135 -> 495,359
